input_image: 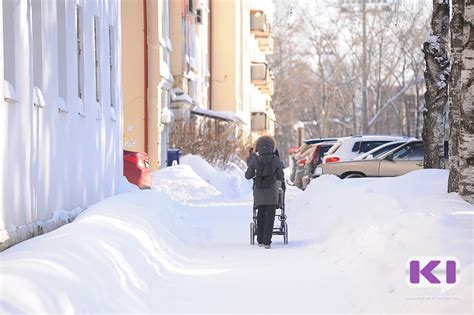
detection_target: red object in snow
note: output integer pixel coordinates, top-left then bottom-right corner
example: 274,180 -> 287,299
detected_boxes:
123,150 -> 152,189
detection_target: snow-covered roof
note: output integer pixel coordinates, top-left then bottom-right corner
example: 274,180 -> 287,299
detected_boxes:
191,107 -> 246,124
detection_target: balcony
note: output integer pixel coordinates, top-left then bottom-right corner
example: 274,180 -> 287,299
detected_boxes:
258,36 -> 273,54
251,63 -> 274,95
251,112 -> 275,134
250,10 -> 270,38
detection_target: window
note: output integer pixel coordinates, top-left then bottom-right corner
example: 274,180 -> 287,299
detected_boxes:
196,8 -> 203,24
32,0 -> 43,90
317,146 -> 332,165
188,0 -> 194,13
352,141 -> 390,153
76,5 -> 84,108
371,142 -> 403,159
93,16 -> 101,104
32,0 -> 46,108
393,142 -> 424,161
57,0 -> 67,111
160,0 -> 172,51
108,25 -> 115,113
352,141 -> 361,152
3,0 -> 16,101
251,113 -> 266,131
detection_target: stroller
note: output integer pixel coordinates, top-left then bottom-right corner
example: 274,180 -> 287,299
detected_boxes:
249,183 -> 288,245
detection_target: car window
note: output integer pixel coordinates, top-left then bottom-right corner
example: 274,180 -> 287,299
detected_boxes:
371,142 -> 404,159
393,142 -> 424,160
359,141 -> 390,153
352,141 -> 389,153
352,141 -> 361,152
316,146 -> 332,165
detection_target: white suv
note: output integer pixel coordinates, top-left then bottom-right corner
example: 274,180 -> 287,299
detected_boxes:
322,135 -> 408,163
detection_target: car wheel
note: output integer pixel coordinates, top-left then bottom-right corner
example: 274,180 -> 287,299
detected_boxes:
343,172 -> 365,179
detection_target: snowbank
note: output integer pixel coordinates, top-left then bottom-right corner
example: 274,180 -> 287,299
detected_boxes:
153,155 -> 251,201
117,176 -> 140,194
152,163 -> 222,201
291,169 -> 473,312
0,190 -> 229,313
1,168 -> 472,313
181,155 -> 252,198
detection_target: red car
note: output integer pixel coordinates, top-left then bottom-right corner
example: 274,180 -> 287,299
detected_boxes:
123,150 -> 152,189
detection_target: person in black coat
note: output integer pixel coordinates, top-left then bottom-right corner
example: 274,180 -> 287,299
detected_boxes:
245,136 -> 285,249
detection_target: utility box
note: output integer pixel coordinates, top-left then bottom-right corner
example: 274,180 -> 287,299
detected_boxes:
167,149 -> 181,166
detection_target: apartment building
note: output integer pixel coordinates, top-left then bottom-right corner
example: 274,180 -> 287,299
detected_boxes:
210,0 -> 275,139
169,0 -> 211,116
0,0 -> 123,250
122,0 -> 174,170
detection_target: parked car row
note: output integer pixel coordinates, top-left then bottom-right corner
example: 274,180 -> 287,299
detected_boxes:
288,135 -> 422,190
316,140 -> 424,179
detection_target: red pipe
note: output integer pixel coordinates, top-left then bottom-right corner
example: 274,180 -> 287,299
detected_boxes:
143,0 -> 149,154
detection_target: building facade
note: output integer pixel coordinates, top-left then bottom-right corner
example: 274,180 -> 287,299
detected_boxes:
122,0 -> 173,170
210,0 -> 275,140
0,0 -> 123,250
169,0 -> 210,116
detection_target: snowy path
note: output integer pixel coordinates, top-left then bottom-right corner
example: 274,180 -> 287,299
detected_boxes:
150,188 -> 337,313
1,158 -> 473,313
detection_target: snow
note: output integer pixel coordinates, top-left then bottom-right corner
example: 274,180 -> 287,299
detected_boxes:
191,107 -> 242,122
117,176 -> 140,194
180,155 -> 252,198
1,157 -> 473,313
152,163 -> 222,201
426,33 -> 441,52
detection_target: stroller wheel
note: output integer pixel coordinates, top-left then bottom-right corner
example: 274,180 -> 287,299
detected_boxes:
250,222 -> 255,245
283,222 -> 288,245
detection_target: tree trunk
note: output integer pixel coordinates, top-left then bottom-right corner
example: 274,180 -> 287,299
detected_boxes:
448,0 -> 464,192
458,0 -> 474,203
422,0 -> 450,169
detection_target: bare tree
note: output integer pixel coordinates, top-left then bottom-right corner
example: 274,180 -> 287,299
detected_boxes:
448,0 -> 464,192
169,118 -> 251,165
458,0 -> 474,203
270,0 -> 431,161
422,0 -> 450,169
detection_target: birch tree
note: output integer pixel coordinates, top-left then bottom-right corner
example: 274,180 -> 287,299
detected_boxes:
422,0 -> 450,169
458,0 -> 474,203
448,0 -> 464,192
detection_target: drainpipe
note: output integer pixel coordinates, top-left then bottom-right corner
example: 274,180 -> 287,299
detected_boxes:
143,0 -> 149,153
209,0 -> 212,110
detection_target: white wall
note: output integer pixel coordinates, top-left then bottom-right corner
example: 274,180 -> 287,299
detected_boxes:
0,0 -> 122,248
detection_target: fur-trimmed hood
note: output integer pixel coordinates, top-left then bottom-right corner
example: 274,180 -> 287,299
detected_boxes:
255,136 -> 276,156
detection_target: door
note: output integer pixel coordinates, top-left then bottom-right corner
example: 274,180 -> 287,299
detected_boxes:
379,142 -> 424,177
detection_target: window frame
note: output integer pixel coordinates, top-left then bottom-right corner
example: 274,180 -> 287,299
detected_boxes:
2,0 -> 18,103
93,15 -> 101,104
57,0 -> 68,112
108,25 -> 116,121
76,4 -> 85,115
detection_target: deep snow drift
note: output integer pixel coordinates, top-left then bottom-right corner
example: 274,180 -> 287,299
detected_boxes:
0,156 -> 473,313
152,155 -> 252,201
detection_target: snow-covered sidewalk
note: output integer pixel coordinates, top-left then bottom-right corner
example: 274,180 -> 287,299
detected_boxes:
1,156 -> 473,313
